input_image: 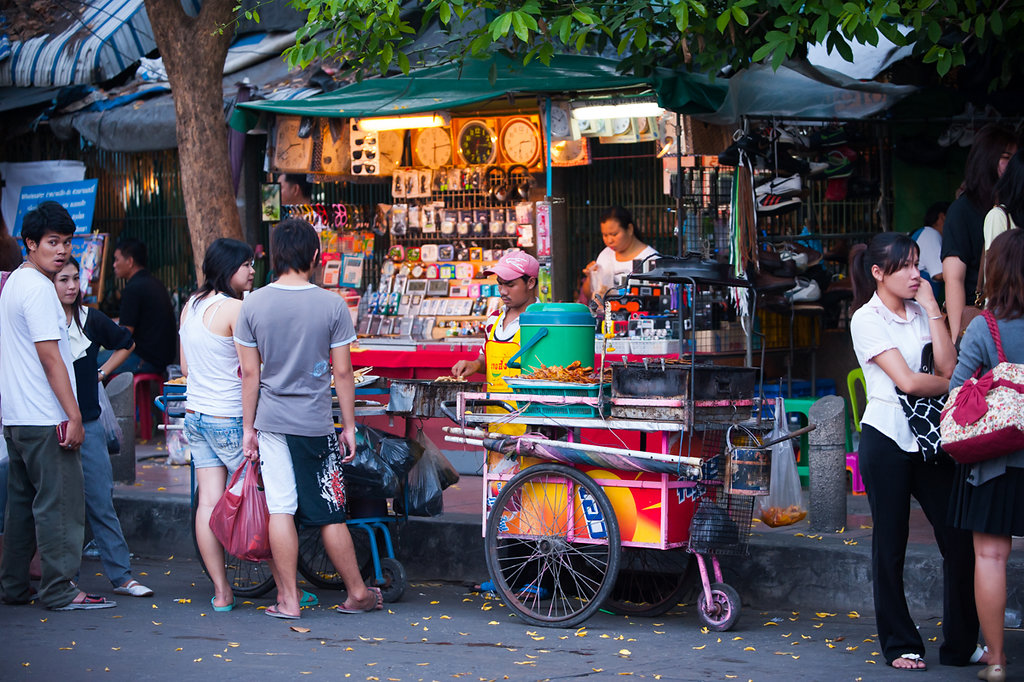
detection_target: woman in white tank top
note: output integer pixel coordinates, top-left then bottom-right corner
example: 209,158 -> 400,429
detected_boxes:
179,238 -> 254,611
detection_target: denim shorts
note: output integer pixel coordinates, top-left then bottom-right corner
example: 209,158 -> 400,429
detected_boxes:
184,412 -> 245,474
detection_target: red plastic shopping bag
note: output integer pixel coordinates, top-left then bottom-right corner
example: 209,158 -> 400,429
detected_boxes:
209,460 -> 272,562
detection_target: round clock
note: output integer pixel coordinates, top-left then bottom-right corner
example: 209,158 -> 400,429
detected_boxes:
413,127 -> 452,169
274,116 -> 313,171
501,118 -> 541,166
457,120 -> 497,165
547,101 -> 572,138
552,138 -> 588,165
610,117 -> 632,136
377,130 -> 404,175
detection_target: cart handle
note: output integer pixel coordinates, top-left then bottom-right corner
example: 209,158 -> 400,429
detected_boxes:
440,398 -> 518,423
760,424 -> 816,449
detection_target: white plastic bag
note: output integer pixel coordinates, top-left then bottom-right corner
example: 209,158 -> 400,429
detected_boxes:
166,417 -> 190,465
757,398 -> 807,527
98,384 -> 123,454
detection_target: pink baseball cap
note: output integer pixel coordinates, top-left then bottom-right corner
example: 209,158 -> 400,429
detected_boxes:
484,251 -> 539,280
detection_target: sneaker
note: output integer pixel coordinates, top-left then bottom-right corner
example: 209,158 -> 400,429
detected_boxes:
811,126 -> 848,147
755,175 -> 802,198
52,594 -> 117,611
113,580 -> 153,597
756,193 -> 802,214
808,160 -> 829,176
823,150 -> 853,178
82,540 -> 100,558
785,278 -> 821,302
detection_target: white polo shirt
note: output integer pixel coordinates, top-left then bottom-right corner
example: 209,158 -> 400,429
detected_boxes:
850,292 -> 932,453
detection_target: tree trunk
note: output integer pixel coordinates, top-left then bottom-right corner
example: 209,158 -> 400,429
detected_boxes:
144,0 -> 242,276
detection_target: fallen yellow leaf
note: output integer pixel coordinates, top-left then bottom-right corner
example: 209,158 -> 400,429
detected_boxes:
848,611 -> 861,618
618,649 -> 631,656
488,621 -> 500,625
692,645 -> 706,650
744,647 -> 756,651
290,626 -> 311,633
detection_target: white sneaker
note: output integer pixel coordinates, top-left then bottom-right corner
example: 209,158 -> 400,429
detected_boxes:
113,580 -> 154,597
755,174 -> 802,198
785,278 -> 821,302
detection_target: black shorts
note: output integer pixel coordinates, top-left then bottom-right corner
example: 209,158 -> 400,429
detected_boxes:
286,432 -> 348,527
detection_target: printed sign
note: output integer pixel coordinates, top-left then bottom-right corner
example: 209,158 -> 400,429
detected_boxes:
13,180 -> 98,235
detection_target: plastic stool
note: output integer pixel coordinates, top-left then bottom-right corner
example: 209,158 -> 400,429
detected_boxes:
846,451 -> 866,495
133,373 -> 163,441
784,397 -> 816,487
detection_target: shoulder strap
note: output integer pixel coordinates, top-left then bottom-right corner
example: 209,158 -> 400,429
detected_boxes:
0,271 -> 9,297
983,310 -> 1007,364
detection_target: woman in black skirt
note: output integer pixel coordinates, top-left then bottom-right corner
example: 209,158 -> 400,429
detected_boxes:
951,229 -> 1024,682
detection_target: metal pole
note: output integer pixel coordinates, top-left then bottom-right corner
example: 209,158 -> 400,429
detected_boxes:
545,96 -> 553,198
675,111 -> 684,258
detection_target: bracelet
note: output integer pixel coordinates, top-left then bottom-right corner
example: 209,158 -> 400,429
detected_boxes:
929,315 -> 943,320
98,369 -> 107,379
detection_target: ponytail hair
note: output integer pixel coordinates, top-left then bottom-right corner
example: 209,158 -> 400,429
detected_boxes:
850,232 -> 919,312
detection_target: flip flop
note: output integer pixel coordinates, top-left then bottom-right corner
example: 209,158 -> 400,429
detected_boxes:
889,653 -> 927,671
265,604 -> 301,620
334,587 -> 383,614
210,596 -> 234,612
300,590 -> 319,608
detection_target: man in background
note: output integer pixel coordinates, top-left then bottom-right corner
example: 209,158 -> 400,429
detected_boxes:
912,201 -> 949,298
107,237 -> 177,376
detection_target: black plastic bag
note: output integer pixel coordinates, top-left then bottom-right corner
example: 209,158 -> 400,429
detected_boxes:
342,426 -> 422,499
395,430 -> 459,517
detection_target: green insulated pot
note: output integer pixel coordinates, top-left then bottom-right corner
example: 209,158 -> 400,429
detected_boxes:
507,303 -> 596,372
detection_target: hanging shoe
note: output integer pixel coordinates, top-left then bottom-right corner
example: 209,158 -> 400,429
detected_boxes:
824,149 -> 853,178
785,278 -> 821,302
755,175 -> 802,199
756,193 -> 802,214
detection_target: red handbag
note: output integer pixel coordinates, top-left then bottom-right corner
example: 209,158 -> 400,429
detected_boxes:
209,460 -> 272,562
940,311 -> 1024,464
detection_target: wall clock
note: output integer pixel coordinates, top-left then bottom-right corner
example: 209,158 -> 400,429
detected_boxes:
546,100 -> 574,139
457,119 -> 497,165
500,117 -> 541,166
273,115 -> 313,172
413,127 -> 452,169
551,137 -> 590,167
377,130 -> 404,175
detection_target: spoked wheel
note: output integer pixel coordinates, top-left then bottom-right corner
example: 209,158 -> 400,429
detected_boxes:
697,582 -> 741,631
296,523 -> 373,591
603,548 -> 693,617
485,463 -> 620,628
190,500 -> 275,598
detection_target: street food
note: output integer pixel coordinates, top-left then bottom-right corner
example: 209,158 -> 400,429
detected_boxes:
527,361 -> 611,384
434,375 -> 467,383
759,505 -> 807,528
166,376 -> 187,385
353,366 -> 374,381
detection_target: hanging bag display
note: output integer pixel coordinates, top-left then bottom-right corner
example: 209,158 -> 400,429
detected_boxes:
940,311 -> 1024,464
895,343 -> 950,464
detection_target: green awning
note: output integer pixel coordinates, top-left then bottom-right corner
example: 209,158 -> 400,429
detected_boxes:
230,53 -> 726,132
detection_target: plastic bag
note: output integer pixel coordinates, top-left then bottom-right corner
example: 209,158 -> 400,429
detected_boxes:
757,398 -> 807,527
209,460 -> 271,562
396,431 -> 459,517
98,384 -> 123,454
166,417 -> 190,465
342,425 -> 422,499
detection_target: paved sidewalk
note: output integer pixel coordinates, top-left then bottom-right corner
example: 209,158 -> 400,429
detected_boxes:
113,440 -> 1024,616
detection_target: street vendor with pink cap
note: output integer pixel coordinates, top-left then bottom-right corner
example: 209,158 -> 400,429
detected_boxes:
451,251 -> 539,392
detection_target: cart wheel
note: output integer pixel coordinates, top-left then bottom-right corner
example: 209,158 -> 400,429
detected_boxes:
604,549 -> 693,618
191,498 -> 275,598
697,582 -> 741,631
485,463 -> 621,628
370,557 -> 406,603
296,523 -> 373,590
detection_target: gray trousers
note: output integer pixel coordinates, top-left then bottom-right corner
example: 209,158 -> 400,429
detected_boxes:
1,425 -> 84,608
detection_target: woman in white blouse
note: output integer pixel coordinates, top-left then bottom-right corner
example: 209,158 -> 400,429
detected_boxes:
849,233 -> 979,671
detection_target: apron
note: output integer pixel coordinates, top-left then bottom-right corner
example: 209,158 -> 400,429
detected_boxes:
484,309 -> 527,472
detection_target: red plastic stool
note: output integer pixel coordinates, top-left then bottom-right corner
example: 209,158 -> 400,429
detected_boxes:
846,451 -> 866,495
133,373 -> 163,441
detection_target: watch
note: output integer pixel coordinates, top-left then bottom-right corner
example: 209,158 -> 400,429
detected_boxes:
610,117 -> 633,136
413,127 -> 452,169
500,117 -> 540,166
457,120 -> 497,165
552,137 -> 589,166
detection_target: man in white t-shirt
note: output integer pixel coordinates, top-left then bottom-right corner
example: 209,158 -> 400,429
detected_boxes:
912,202 -> 948,295
0,201 -> 115,610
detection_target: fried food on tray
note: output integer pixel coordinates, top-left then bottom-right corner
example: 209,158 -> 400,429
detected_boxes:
526,361 -> 610,384
166,377 -> 187,385
434,375 -> 467,383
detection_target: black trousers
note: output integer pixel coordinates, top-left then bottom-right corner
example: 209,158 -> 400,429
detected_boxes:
858,424 -> 979,666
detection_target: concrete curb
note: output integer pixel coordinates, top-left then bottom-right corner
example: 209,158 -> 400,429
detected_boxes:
112,490 -> 1024,615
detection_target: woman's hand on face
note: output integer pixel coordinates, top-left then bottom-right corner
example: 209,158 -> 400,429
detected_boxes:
914,278 -> 940,314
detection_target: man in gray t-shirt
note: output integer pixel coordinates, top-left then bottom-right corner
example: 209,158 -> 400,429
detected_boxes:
235,218 -> 382,619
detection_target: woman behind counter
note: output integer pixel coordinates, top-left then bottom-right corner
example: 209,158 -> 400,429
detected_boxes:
580,206 -> 658,304
950,229 -> 1024,682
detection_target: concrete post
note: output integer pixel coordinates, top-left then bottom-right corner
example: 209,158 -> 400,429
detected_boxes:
105,373 -> 135,484
808,395 -> 846,532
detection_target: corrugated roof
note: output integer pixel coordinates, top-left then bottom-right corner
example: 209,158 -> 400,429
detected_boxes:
0,0 -> 202,87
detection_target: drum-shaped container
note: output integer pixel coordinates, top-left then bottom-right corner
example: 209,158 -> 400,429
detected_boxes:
507,303 -> 595,373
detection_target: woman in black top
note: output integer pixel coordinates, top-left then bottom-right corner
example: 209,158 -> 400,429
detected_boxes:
941,125 -> 1018,341
54,257 -> 153,598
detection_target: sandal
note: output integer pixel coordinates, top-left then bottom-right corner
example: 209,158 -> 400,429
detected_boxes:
300,590 -> 319,608
52,593 -> 117,611
113,580 -> 154,598
334,587 -> 382,614
210,596 -> 234,612
890,653 -> 927,671
265,604 -> 300,620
